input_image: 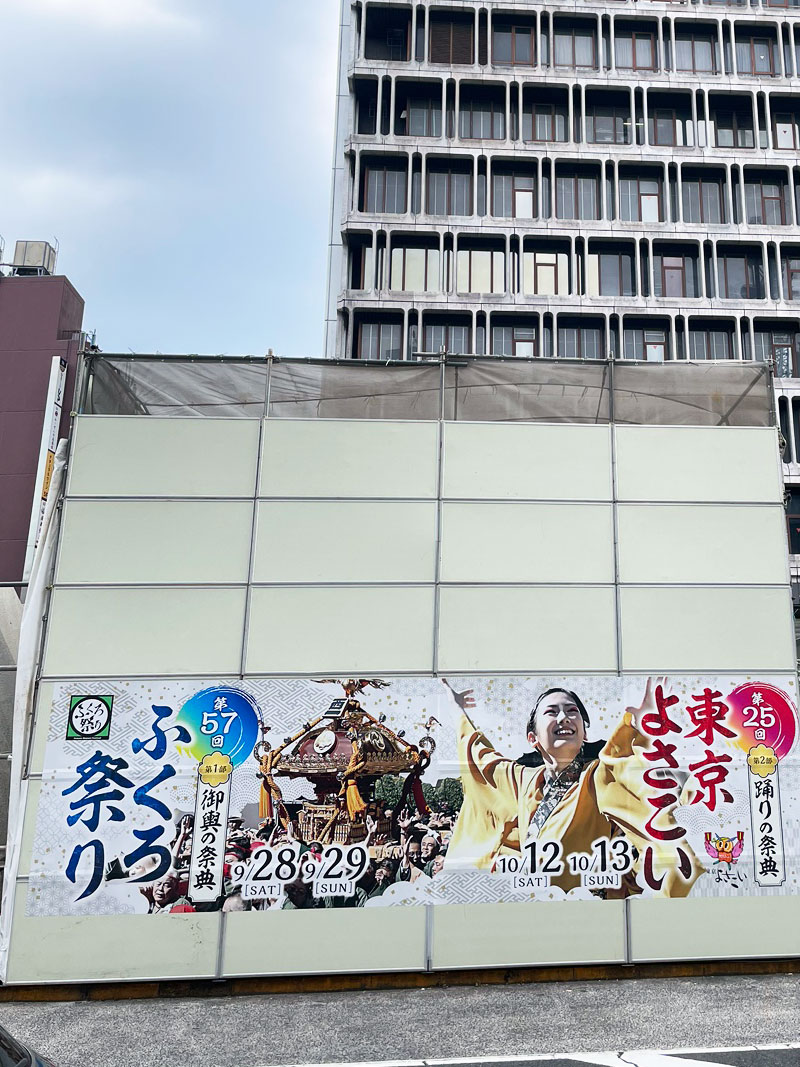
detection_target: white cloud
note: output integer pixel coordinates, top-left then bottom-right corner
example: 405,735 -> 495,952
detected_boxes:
3,0 -> 200,31
0,165 -> 145,229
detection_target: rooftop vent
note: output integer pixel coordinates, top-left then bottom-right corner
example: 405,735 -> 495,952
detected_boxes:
12,240 -> 57,277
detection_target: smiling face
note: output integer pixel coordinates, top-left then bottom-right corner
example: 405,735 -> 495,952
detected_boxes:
528,691 -> 586,766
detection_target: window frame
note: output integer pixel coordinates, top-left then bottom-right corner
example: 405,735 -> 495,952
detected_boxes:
675,33 -> 718,74
688,327 -> 733,360
556,171 -> 600,220
616,30 -> 657,71
718,253 -> 765,299
773,113 -> 798,150
491,324 -> 538,357
659,254 -> 689,298
492,23 -> 536,66
429,17 -> 474,65
358,321 -> 403,361
426,167 -> 473,215
362,163 -> 407,213
553,26 -> 597,69
682,176 -> 725,224
620,176 -> 663,222
745,177 -> 787,225
423,321 -> 472,354
459,94 -> 506,140
783,257 -> 800,300
389,245 -> 440,292
557,324 -> 603,359
587,105 -> 632,145
457,247 -> 506,294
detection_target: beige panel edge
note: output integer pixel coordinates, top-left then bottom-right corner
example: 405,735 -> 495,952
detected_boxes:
56,499 -> 255,585
432,900 -> 625,970
223,905 -> 426,976
630,895 -> 800,962
5,884 -> 219,983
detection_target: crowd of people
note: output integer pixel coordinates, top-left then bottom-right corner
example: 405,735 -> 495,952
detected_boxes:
138,803 -> 458,914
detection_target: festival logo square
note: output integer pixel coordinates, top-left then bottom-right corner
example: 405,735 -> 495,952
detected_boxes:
66,695 -> 114,740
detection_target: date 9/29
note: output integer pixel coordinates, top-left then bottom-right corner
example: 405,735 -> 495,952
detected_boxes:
229,845 -> 370,886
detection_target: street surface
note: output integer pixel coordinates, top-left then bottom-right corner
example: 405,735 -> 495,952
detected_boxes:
0,974 -> 797,1067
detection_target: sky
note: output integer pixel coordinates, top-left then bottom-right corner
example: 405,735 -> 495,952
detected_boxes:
0,0 -> 341,356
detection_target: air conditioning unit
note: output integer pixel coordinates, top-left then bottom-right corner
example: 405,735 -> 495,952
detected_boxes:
12,240 -> 57,276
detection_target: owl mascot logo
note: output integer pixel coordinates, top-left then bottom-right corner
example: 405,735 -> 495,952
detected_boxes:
704,831 -> 745,866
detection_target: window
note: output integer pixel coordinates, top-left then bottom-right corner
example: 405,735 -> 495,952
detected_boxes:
587,106 -> 631,144
430,16 -> 474,64
755,329 -> 798,375
676,34 -> 717,73
688,328 -> 733,359
736,37 -> 775,75
773,113 -> 797,150
650,109 -> 679,146
714,109 -> 754,148
423,322 -> 471,353
399,93 -> 442,137
554,26 -> 596,68
588,251 -> 635,296
624,328 -> 667,361
460,93 -> 505,139
783,257 -> 800,300
457,248 -> 505,293
557,324 -> 603,358
362,163 -> 407,213
492,325 -> 537,357
620,177 -> 662,222
427,167 -> 472,215
390,246 -> 440,291
365,12 -> 410,61
786,489 -> 800,554
523,102 -> 568,142
556,172 -> 599,220
616,31 -> 656,70
359,321 -> 402,360
682,177 -> 724,223
493,172 -> 536,218
654,254 -> 698,298
745,178 -> 786,225
718,254 -> 764,299
523,250 -> 569,295
493,23 -> 536,65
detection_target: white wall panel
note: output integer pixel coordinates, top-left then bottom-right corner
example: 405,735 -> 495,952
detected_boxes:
630,895 -> 800,961
67,416 -> 260,498
246,586 -> 435,673
56,500 -> 254,584
223,906 -> 426,976
615,426 -> 783,503
440,503 -> 614,583
43,588 -> 247,677
432,900 -> 624,969
260,420 -> 439,498
617,505 -> 789,585
5,885 -> 218,982
253,501 -> 437,583
438,586 -> 617,672
442,424 -> 612,500
620,586 -> 795,671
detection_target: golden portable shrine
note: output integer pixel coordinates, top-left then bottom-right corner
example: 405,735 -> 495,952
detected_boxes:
253,679 -> 437,846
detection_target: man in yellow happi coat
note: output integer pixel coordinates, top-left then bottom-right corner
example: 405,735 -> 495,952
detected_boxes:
443,679 -> 702,898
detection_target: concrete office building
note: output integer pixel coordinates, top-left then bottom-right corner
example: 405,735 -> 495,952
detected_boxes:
323,0 -> 800,590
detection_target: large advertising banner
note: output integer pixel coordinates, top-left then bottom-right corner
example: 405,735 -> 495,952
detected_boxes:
26,675 -> 800,916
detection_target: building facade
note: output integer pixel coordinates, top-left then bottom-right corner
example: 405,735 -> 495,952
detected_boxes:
324,0 -> 800,592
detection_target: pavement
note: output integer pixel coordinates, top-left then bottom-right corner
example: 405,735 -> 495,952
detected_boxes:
0,973 -> 798,1067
